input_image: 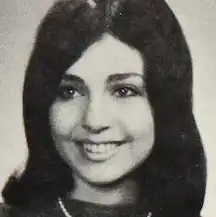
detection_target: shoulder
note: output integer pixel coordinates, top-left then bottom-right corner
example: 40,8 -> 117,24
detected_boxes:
0,203 -> 11,216
1,200 -> 60,217
0,203 -> 26,217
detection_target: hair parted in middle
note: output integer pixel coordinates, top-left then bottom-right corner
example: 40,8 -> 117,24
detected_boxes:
2,0 -> 206,216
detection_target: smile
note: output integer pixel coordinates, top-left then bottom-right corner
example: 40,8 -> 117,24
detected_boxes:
83,143 -> 117,153
75,140 -> 126,162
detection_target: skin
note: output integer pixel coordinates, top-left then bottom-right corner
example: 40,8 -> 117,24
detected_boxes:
49,33 -> 154,205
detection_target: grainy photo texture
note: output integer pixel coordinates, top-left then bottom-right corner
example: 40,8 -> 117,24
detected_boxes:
0,0 -> 210,216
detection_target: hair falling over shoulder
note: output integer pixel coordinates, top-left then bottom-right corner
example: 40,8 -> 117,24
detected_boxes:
2,0 -> 206,216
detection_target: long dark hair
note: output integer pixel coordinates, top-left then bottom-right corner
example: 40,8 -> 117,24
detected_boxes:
2,0 -> 206,216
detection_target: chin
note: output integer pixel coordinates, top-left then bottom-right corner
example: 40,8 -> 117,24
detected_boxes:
79,170 -> 134,187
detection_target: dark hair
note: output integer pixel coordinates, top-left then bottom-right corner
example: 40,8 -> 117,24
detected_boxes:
2,0 -> 206,216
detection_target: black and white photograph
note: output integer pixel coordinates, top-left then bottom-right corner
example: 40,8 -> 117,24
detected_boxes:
0,0 -> 215,216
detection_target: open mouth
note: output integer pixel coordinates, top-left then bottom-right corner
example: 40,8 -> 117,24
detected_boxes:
83,143 -> 118,153
75,140 -> 126,162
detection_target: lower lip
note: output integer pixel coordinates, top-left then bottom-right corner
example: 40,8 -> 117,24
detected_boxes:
77,142 -> 124,162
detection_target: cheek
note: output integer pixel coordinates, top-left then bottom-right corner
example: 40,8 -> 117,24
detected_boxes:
49,101 -> 84,136
117,99 -> 154,165
117,98 -> 154,137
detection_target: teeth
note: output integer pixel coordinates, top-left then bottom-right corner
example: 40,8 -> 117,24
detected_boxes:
98,144 -> 106,152
92,144 -> 97,152
105,144 -> 112,151
83,143 -> 117,153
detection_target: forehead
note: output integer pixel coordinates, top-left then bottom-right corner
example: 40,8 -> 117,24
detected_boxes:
65,33 -> 144,79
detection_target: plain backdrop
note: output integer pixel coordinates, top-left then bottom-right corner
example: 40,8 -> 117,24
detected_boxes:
0,1 -> 215,216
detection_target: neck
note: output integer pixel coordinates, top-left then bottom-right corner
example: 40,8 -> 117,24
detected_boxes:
68,175 -> 138,206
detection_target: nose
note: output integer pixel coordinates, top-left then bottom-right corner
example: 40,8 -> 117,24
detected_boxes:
81,99 -> 110,134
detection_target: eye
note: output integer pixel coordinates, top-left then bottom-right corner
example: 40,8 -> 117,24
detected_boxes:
57,86 -> 83,100
112,85 -> 141,98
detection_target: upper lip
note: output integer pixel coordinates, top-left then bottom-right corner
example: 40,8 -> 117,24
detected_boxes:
74,139 -> 126,145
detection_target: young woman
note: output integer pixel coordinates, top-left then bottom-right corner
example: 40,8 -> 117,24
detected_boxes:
0,0 -> 206,216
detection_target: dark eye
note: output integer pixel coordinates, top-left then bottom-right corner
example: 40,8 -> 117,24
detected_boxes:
57,86 -> 82,100
113,86 -> 141,98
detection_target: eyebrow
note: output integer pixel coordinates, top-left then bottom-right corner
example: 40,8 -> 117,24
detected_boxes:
62,74 -> 85,84
106,73 -> 143,83
62,72 -> 143,84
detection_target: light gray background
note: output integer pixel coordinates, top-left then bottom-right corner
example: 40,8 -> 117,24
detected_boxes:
0,1 -> 215,216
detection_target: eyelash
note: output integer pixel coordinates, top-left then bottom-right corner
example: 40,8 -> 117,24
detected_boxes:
57,86 -> 83,100
56,84 -> 142,101
111,85 -> 143,98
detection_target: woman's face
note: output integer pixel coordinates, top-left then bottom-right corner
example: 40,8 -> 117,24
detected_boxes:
49,33 -> 154,184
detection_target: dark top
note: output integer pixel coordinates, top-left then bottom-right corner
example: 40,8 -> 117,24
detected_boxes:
0,198 -> 202,217
0,199 -> 150,217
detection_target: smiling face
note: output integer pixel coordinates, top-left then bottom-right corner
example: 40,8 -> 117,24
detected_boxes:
49,33 -> 154,185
